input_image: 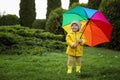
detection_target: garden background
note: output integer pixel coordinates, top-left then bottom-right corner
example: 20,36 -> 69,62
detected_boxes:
0,0 -> 120,80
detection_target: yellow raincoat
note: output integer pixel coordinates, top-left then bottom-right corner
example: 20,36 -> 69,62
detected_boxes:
66,31 -> 86,56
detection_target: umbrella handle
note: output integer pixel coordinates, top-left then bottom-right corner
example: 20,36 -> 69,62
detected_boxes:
80,20 -> 89,39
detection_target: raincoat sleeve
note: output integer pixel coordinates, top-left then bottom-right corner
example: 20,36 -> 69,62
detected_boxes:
81,34 -> 86,45
66,34 -> 75,47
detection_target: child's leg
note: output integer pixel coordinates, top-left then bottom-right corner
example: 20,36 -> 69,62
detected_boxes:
67,55 -> 74,74
68,55 -> 74,66
76,56 -> 81,73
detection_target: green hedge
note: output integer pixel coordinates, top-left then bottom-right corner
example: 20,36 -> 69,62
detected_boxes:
0,25 -> 66,55
46,7 -> 65,34
32,19 -> 46,29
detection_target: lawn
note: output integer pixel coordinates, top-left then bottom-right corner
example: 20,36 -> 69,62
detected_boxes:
0,47 -> 120,80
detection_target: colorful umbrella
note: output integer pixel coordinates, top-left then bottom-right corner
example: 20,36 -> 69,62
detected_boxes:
62,6 -> 113,47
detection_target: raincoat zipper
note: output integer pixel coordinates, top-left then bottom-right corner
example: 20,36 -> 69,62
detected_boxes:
75,32 -> 77,56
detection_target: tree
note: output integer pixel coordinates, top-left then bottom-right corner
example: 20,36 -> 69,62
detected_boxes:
46,0 -> 61,18
88,0 -> 102,9
69,0 -> 79,7
99,0 -> 116,10
19,0 -> 36,27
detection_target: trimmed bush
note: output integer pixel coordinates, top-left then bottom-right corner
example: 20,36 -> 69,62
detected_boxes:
0,32 -> 23,46
32,19 -> 46,29
43,40 -> 67,51
0,14 -> 19,26
46,7 -> 65,34
0,25 -> 66,54
35,32 -> 64,41
69,2 -> 88,9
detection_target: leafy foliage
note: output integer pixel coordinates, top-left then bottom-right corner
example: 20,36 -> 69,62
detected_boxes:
0,25 -> 66,54
46,0 -> 61,18
99,0 -> 116,10
69,0 -> 79,7
88,0 -> 102,9
0,14 -> 19,26
46,7 -> 65,34
32,19 -> 46,29
19,0 -> 36,27
69,2 -> 88,9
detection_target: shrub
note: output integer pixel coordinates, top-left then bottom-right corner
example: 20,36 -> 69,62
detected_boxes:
32,19 -> 46,29
34,31 -> 64,41
43,40 -> 67,51
0,14 -> 19,26
88,0 -> 102,9
46,7 -> 65,34
69,2 -> 88,9
0,25 -> 66,54
0,32 -> 23,46
99,0 -> 116,10
69,0 -> 79,7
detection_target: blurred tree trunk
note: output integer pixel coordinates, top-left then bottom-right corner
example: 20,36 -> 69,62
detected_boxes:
46,0 -> 61,18
88,0 -> 102,9
19,0 -> 36,27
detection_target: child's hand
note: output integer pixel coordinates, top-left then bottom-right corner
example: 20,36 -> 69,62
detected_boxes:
72,43 -> 78,48
72,40 -> 82,48
77,40 -> 82,44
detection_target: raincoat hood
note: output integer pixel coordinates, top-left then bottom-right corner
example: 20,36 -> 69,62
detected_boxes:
71,20 -> 82,29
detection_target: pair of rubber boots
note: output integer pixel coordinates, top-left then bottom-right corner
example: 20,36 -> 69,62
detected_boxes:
67,66 -> 81,74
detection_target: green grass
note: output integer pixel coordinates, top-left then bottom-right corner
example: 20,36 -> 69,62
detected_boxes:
0,47 -> 120,80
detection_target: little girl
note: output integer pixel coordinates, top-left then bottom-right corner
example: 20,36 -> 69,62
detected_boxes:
66,20 -> 86,74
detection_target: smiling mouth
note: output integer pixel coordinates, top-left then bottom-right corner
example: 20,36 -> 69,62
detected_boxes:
72,28 -> 77,30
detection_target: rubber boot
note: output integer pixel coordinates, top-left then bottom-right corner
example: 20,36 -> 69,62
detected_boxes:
76,66 -> 81,73
67,66 -> 72,74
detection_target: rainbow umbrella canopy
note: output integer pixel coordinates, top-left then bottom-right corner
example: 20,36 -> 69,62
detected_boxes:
62,6 -> 113,47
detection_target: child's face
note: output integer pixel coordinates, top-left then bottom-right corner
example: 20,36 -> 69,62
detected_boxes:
71,23 -> 79,32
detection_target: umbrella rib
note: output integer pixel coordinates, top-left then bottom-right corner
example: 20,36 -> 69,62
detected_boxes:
89,21 -> 94,46
82,10 -> 89,19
